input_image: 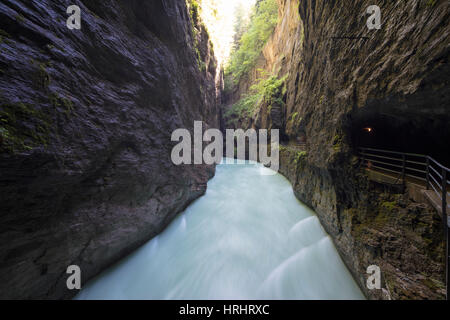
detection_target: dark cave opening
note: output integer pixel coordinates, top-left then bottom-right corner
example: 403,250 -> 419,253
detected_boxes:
349,106 -> 450,168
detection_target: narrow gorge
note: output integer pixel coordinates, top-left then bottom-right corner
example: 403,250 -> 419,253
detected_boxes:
0,0 -> 449,300
222,0 -> 449,300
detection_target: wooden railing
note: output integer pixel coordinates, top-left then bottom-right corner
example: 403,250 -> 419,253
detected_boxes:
359,147 -> 449,300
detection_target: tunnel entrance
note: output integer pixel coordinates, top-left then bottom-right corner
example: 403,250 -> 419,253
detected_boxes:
349,104 -> 450,167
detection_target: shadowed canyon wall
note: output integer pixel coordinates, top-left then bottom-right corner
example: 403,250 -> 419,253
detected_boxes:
226,0 -> 449,299
0,0 -> 218,299
1,0 -> 448,300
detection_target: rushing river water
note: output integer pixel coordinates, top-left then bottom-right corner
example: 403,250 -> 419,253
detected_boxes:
76,159 -> 364,300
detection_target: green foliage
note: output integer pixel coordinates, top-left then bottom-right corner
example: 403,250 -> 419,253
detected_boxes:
187,0 -> 201,39
226,0 -> 279,84
223,73 -> 234,94
224,73 -> 287,122
232,3 -> 249,52
199,60 -> 207,72
188,0 -> 200,26
381,201 -> 397,212
186,0 -> 211,73
426,0 -> 437,7
250,72 -> 287,108
294,151 -> 307,165
186,0 -> 204,72
224,92 -> 260,120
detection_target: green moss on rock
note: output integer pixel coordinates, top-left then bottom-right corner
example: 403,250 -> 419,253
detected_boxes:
381,201 -> 398,212
49,92 -> 74,116
332,134 -> 343,152
0,101 -> 52,153
294,151 -> 307,171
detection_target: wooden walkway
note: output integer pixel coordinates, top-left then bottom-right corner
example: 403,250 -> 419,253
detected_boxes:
360,147 -> 449,300
366,167 -> 450,222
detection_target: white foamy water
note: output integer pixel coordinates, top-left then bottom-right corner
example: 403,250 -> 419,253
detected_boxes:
76,159 -> 364,300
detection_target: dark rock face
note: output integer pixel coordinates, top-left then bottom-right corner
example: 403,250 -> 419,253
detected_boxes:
290,0 -> 448,300
294,0 -> 449,165
278,147 -> 446,299
228,0 -> 449,299
0,0 -> 219,299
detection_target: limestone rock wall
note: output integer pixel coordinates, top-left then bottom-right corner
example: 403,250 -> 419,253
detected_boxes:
0,0 -> 218,299
229,0 -> 449,299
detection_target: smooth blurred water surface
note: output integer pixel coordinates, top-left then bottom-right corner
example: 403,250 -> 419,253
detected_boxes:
76,159 -> 364,300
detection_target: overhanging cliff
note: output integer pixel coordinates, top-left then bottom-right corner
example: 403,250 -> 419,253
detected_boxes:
0,0 -> 218,299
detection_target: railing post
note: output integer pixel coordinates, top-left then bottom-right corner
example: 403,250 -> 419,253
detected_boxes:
442,169 -> 447,223
426,157 -> 430,190
360,149 -> 365,169
442,168 -> 449,300
401,154 -> 406,184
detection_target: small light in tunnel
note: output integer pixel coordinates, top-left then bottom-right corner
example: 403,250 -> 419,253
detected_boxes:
363,127 -> 373,133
